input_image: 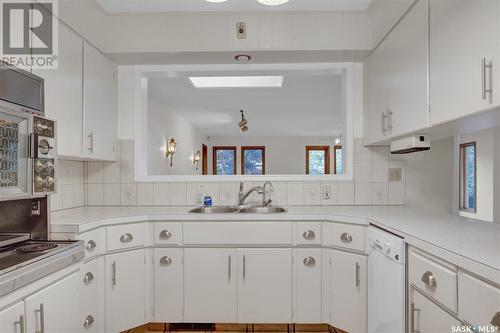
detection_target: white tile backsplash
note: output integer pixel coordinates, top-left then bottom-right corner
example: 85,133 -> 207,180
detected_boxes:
354,160 -> 372,182
372,160 -> 389,182
121,183 -> 137,206
154,183 -> 171,206
103,162 -> 121,184
137,183 -> 154,206
104,184 -> 121,206
287,182 -> 305,206
87,162 -> 104,184
338,182 -> 355,205
170,182 -> 188,206
304,183 -> 321,206
355,183 -> 372,205
371,183 -> 389,205
87,183 -> 104,206
389,182 -> 405,205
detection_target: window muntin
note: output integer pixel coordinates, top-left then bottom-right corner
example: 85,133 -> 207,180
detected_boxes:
460,142 -> 476,212
306,146 -> 330,175
213,147 -> 237,175
241,146 -> 265,175
334,145 -> 343,174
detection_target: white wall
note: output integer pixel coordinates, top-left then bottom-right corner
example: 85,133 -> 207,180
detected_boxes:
148,93 -> 205,176
367,0 -> 415,47
460,128 -> 495,222
406,137 -> 454,213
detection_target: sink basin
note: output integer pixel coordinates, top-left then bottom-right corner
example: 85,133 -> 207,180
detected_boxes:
238,206 -> 287,214
189,206 -> 239,214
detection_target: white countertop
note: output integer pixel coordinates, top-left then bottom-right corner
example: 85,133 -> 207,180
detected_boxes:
50,205 -> 500,283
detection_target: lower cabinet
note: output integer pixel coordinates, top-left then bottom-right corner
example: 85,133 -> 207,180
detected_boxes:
294,249 -> 322,323
410,287 -> 461,333
80,257 -> 105,333
328,249 -> 367,333
105,249 -> 146,333
154,248 -> 183,322
25,271 -> 80,333
0,301 -> 25,333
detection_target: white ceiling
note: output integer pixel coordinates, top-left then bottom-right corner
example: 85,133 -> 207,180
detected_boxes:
148,74 -> 344,137
96,0 -> 373,14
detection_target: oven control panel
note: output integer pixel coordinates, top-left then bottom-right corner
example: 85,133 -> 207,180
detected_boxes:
32,117 -> 56,195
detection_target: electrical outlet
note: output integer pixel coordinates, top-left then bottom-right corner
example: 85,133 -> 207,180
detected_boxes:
389,168 -> 402,182
236,22 -> 246,39
322,185 -> 331,200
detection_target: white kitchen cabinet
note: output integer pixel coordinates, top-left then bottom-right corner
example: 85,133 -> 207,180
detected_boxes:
154,248 -> 183,322
363,0 -> 429,145
328,249 -> 367,333
105,249 -> 145,333
237,249 -> 292,323
183,248 -> 237,323
410,287 -> 462,333
0,301 -> 25,333
80,257 -> 105,333
83,41 -> 118,161
33,22 -> 84,158
430,0 -> 500,126
294,249 -> 322,323
24,271 -> 80,333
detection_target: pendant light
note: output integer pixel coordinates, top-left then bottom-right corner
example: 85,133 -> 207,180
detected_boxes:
238,110 -> 248,133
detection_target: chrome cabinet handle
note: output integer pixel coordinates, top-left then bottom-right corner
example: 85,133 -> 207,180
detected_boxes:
159,229 -> 172,240
303,256 -> 316,267
83,315 -> 95,328
83,272 -> 94,284
386,109 -> 393,134
340,232 -> 353,243
86,240 -> 96,250
228,255 -> 231,281
355,262 -> 360,287
87,132 -> 94,153
491,312 -> 500,327
421,271 -> 437,287
14,314 -> 25,333
34,304 -> 44,333
381,112 -> 388,135
411,302 -> 421,333
111,261 -> 116,286
482,58 -> 493,100
120,233 -> 133,243
243,255 -> 246,280
302,230 -> 316,240
159,256 -> 172,266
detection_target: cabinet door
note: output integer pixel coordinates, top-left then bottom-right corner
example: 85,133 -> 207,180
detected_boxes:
25,271 -> 80,333
83,42 -> 117,161
80,257 -> 105,333
430,0 -> 500,125
183,248 -> 237,323
329,249 -> 367,333
105,249 -> 145,333
410,287 -> 461,333
238,249 -> 292,323
294,249 -> 322,323
364,0 -> 429,145
33,23 -> 83,158
0,301 -> 25,333
154,248 -> 183,322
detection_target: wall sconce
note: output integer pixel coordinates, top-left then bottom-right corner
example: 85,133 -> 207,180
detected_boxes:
166,138 -> 176,167
193,150 -> 201,170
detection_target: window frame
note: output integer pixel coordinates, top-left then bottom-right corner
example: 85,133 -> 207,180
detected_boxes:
241,146 -> 266,175
306,146 -> 331,175
459,142 -> 477,213
333,145 -> 343,174
212,146 -> 237,175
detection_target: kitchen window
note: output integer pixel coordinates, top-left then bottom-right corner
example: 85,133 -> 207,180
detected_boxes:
241,146 -> 265,175
334,145 -> 343,174
306,146 -> 330,175
212,146 -> 237,175
459,142 -> 476,212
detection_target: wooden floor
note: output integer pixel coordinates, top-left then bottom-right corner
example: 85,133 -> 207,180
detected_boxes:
123,324 -> 347,333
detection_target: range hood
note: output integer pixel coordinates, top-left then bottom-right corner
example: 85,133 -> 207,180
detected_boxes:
390,135 -> 430,154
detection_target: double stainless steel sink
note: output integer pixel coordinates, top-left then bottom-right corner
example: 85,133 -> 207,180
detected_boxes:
189,206 -> 287,214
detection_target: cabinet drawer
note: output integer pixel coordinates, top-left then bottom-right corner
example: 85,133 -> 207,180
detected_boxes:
294,222 -> 322,245
183,222 -> 292,245
409,248 -> 457,313
154,222 -> 182,245
79,229 -> 103,259
458,271 -> 500,328
328,223 -> 366,252
106,223 -> 145,251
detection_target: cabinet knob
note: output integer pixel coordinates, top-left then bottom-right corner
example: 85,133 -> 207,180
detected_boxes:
340,232 -> 353,243
83,272 -> 94,284
86,240 -> 96,250
302,230 -> 316,240
120,233 -> 133,243
421,271 -> 437,287
159,229 -> 172,240
160,256 -> 172,266
303,256 -> 316,267
83,315 -> 95,328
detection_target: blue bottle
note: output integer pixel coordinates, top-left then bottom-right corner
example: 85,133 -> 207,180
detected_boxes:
204,195 -> 212,206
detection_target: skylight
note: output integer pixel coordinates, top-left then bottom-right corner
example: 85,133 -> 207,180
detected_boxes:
189,76 -> 284,88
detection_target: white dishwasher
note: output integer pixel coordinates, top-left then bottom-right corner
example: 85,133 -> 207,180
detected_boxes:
368,225 -> 405,333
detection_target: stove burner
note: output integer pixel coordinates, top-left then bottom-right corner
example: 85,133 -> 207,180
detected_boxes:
15,243 -> 57,254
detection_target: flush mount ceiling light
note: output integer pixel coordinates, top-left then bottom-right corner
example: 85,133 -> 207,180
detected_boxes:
189,76 -> 283,88
205,0 -> 227,2
257,0 -> 290,5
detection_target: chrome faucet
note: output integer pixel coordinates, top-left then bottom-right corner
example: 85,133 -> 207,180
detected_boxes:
262,182 -> 274,207
238,182 -> 264,206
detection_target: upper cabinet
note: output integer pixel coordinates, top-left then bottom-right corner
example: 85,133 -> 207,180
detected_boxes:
363,0 -> 429,145
429,0 -> 500,125
83,42 -> 118,161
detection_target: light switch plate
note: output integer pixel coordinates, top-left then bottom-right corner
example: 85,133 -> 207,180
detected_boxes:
389,168 -> 402,182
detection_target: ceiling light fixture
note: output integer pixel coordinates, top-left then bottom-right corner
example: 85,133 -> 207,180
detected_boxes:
257,0 -> 289,5
205,0 -> 227,3
189,76 -> 283,88
239,110 -> 248,133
